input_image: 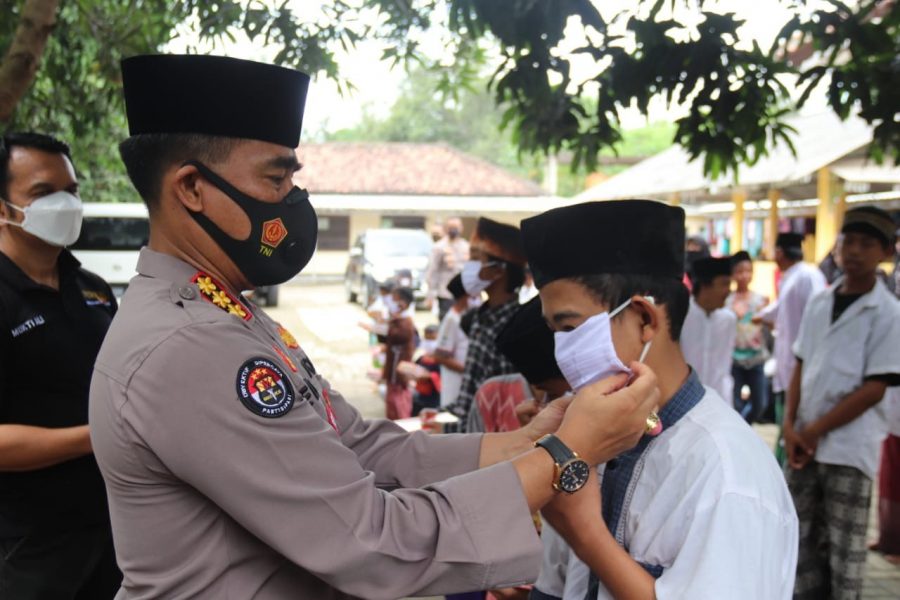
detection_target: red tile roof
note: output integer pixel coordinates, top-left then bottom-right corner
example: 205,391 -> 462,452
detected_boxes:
295,142 -> 545,197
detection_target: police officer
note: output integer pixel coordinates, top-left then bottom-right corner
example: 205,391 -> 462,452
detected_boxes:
89,54 -> 661,599
0,133 -> 121,597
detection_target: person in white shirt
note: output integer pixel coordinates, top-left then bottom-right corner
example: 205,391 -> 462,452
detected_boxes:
521,200 -> 798,600
784,206 -> 900,599
756,232 -> 826,463
681,256 -> 737,404
434,274 -> 470,408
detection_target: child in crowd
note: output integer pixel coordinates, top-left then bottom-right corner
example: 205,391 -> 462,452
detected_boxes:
411,325 -> 442,416
434,274 -> 470,409
521,200 -> 797,599
726,251 -> 770,423
784,206 -> 900,598
381,287 -> 417,420
681,256 -> 737,403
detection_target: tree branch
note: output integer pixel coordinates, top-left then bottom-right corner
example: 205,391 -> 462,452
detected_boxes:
0,0 -> 60,124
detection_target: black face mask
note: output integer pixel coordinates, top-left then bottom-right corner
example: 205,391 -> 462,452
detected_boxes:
185,160 -> 318,287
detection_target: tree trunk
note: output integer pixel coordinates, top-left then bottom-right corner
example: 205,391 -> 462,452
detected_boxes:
0,0 -> 60,124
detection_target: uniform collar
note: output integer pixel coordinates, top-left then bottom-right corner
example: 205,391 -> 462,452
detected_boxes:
136,247 -> 203,284
0,248 -> 80,292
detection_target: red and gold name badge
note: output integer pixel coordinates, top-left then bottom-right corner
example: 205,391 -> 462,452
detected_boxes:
276,324 -> 300,349
322,388 -> 339,433
272,345 -> 298,372
192,272 -> 252,321
260,218 -> 288,257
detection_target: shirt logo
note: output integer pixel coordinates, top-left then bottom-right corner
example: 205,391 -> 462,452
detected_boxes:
236,357 -> 295,418
11,315 -> 45,338
82,290 -> 112,307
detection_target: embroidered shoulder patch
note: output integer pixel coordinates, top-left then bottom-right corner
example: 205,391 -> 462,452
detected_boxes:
236,357 -> 295,418
192,272 -> 252,321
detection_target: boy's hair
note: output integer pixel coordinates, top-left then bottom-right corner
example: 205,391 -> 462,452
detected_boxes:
572,274 -> 689,341
424,324 -> 439,338
1,132 -> 73,199
394,287 -> 414,306
119,133 -> 238,210
379,281 -> 395,294
488,255 -> 525,293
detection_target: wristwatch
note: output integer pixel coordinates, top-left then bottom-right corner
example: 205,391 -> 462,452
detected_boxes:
534,434 -> 591,494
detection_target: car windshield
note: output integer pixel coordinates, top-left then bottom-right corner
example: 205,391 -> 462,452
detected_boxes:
366,232 -> 431,258
71,217 -> 149,251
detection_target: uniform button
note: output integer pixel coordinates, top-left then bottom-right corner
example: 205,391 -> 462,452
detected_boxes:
178,286 -> 197,300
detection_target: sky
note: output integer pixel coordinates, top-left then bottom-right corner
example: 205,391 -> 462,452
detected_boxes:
166,0 -> 816,137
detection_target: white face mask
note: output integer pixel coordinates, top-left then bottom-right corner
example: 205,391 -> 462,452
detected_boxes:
384,296 -> 400,315
553,298 -> 653,392
1,191 -> 83,247
461,260 -> 499,295
420,339 -> 438,354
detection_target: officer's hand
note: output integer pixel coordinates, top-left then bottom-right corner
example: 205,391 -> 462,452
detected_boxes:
521,395 -> 572,442
541,470 -> 606,556
556,363 -> 660,466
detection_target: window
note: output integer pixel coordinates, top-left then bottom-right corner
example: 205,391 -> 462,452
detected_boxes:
71,217 -> 149,251
317,215 -> 350,250
381,215 -> 425,230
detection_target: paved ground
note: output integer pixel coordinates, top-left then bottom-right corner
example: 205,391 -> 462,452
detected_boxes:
266,281 -> 900,598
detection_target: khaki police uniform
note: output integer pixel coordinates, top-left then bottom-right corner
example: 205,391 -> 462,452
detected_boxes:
89,248 -> 541,599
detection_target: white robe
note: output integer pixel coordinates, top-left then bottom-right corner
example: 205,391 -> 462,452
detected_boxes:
548,386 -> 798,599
756,262 -> 826,393
681,298 -> 737,403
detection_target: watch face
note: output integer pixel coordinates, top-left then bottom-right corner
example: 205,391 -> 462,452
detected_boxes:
559,460 -> 591,493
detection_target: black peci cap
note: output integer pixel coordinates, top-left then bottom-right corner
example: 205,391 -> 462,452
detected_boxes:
775,232 -> 805,250
691,257 -> 733,281
121,55 -> 310,147
446,273 -> 466,300
521,200 -> 685,288
497,297 -> 563,385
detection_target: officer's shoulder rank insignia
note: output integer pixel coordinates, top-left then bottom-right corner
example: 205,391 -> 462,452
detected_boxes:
236,357 -> 295,418
192,272 -> 252,321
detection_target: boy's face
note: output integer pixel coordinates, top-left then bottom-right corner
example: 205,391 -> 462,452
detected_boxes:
539,278 -> 657,369
424,329 -> 438,341
391,292 -> 409,312
840,231 -> 890,278
707,275 -> 732,309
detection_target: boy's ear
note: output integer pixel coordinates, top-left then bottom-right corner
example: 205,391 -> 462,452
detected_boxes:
631,295 -> 660,343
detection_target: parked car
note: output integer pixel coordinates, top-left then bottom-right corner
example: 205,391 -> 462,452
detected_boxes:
70,202 -> 149,297
70,202 -> 279,306
344,228 -> 432,308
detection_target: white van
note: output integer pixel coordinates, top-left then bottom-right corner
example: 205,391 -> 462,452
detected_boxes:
70,202 -> 279,306
70,202 -> 149,297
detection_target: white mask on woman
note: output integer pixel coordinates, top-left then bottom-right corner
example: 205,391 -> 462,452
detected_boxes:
1,191 -> 83,247
553,298 -> 653,392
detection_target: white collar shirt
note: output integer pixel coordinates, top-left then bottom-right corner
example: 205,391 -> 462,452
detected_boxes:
680,298 -> 737,403
792,278 -> 900,478
757,262 -> 826,392
560,388 -> 798,599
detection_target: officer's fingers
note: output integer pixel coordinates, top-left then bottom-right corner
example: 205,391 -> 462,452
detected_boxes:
577,373 -> 629,400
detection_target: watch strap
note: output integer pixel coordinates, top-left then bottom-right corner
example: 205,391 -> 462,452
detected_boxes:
535,434 -> 575,465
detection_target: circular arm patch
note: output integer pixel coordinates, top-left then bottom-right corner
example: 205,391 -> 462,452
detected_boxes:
236,358 -> 295,418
